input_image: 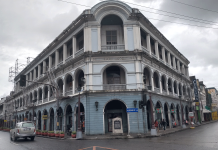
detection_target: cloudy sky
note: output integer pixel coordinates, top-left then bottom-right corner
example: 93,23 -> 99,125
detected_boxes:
0,0 -> 218,97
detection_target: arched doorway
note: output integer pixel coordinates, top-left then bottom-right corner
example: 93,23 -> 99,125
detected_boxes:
29,112 -> 32,121
170,104 -> 175,124
65,74 -> 73,96
75,70 -> 85,93
50,108 -> 54,131
74,103 -> 85,132
57,79 -> 63,96
143,67 -> 151,87
155,102 -> 162,122
43,110 -> 48,130
58,107 -> 63,131
164,103 -> 169,127
66,105 -> 72,132
176,105 -> 180,126
38,111 -> 41,130
104,100 -> 128,133
146,100 -> 152,130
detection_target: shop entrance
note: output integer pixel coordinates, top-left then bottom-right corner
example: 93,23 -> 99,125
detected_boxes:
164,103 -> 169,126
75,103 -> 85,132
104,100 -> 128,133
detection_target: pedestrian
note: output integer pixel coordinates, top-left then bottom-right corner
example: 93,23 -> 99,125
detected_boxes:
162,119 -> 166,130
154,120 -> 159,132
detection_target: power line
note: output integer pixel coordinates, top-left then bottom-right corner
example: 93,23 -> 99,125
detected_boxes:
114,0 -> 218,24
58,0 -> 91,8
57,0 -> 218,29
147,18 -> 218,29
140,9 -> 218,27
171,0 -> 218,14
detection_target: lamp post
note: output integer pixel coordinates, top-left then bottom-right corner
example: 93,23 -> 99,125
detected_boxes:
147,85 -> 157,135
179,95 -> 186,128
76,77 -> 85,139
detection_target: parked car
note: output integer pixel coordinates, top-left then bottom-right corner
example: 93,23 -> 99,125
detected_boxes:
10,121 -> 36,141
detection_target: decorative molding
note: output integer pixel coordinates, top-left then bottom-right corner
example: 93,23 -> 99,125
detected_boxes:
93,57 -> 134,61
64,65 -> 72,73
74,59 -> 85,68
56,70 -> 63,77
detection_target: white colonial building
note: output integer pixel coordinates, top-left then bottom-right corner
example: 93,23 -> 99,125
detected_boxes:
4,0 -> 192,135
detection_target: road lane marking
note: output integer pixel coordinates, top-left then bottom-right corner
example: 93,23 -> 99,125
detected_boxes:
10,141 -> 19,146
79,146 -> 118,150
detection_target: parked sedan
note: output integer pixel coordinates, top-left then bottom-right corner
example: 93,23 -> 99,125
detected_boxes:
10,121 -> 36,141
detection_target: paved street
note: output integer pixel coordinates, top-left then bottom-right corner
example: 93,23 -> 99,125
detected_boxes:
1,122 -> 218,150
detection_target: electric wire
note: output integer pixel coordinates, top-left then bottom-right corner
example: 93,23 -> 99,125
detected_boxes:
58,0 -> 218,29
171,0 -> 218,14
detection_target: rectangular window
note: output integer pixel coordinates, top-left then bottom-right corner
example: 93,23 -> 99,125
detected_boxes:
106,31 -> 117,45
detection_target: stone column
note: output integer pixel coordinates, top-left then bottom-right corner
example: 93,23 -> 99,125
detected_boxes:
168,111 -> 172,128
49,56 -> 52,69
162,47 -> 166,63
172,56 -> 176,69
177,60 -> 180,72
63,83 -> 65,96
73,36 -> 76,58
155,41 -> 159,59
33,68 -> 36,80
26,73 -> 28,86
133,25 -> 141,50
63,44 -> 67,64
30,72 -> 32,81
38,65 -> 41,77
55,50 -> 59,69
43,60 -> 46,73
181,64 -> 185,75
186,66 -> 190,77
168,52 -> 171,66
146,34 -> 151,55
48,87 -> 50,101
151,76 -> 154,91
72,80 -> 75,95
159,78 -> 162,94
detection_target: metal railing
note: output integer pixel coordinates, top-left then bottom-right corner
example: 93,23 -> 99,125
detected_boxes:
103,84 -> 126,90
65,55 -> 73,63
39,74 -> 43,79
162,90 -> 167,95
154,87 -> 160,93
65,90 -> 73,96
152,53 -> 158,60
38,100 -> 42,104
159,59 -> 165,64
51,66 -> 55,70
101,45 -> 125,51
57,61 -> 63,67
43,98 -> 48,103
169,92 -> 173,96
75,48 -> 84,57
141,46 -> 149,54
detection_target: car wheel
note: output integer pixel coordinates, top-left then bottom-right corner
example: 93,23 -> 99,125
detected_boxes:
31,137 -> 34,141
13,133 -> 17,141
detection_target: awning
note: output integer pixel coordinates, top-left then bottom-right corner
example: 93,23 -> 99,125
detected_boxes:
203,109 -> 211,113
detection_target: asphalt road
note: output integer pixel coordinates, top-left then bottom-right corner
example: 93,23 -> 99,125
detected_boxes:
1,122 -> 218,150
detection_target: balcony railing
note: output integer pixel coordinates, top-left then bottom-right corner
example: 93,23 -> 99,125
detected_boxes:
152,53 -> 158,60
141,46 -> 149,54
51,66 -> 55,70
154,87 -> 160,93
159,59 -> 165,64
43,98 -> 48,103
57,61 -> 63,68
75,48 -> 84,57
50,95 -> 55,101
65,55 -> 73,63
103,84 -> 126,90
101,45 -> 125,51
38,100 -> 42,104
169,92 -> 173,96
65,90 -> 73,96
162,90 -> 167,95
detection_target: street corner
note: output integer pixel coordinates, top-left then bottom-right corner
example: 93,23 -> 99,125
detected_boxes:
78,146 -> 118,150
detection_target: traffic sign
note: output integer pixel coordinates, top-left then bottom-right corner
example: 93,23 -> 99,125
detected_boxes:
42,115 -> 48,120
189,112 -> 194,118
127,108 -> 138,112
4,120 -> 7,122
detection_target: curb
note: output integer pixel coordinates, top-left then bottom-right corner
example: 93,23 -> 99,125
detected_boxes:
36,135 -> 66,140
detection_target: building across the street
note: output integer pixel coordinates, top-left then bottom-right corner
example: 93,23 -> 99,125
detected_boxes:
2,0 -> 193,135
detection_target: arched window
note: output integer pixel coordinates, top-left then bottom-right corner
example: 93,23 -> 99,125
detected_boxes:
153,72 -> 159,88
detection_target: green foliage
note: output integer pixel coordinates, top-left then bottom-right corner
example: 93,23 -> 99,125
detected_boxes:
60,131 -> 64,134
72,131 -> 76,134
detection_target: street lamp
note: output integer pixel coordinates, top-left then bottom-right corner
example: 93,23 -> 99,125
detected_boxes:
179,95 -> 186,128
76,77 -> 85,139
147,85 -> 157,135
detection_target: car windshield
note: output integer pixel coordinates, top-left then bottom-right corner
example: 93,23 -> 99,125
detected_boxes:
22,123 -> 34,128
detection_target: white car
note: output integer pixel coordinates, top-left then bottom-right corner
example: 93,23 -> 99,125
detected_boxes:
10,121 -> 36,141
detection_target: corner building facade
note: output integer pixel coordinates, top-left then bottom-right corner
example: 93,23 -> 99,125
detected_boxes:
10,0 -> 192,135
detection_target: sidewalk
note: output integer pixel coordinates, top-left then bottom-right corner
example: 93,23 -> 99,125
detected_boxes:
69,120 -> 218,140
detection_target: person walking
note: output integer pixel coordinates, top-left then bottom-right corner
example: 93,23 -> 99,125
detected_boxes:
162,119 -> 166,130
154,120 -> 159,132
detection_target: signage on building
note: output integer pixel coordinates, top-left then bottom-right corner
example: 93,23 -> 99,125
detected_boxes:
42,115 -> 47,120
211,103 -> 217,107
196,106 -> 199,110
171,109 -> 175,113
4,120 -> 7,122
24,118 -> 27,121
127,108 -> 138,112
34,117 -> 36,120
195,102 -> 199,106
189,112 -> 194,118
57,122 -> 59,126
193,79 -> 199,101
156,108 -> 161,113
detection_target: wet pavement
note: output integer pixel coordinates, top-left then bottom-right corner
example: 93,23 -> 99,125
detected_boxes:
1,121 -> 218,150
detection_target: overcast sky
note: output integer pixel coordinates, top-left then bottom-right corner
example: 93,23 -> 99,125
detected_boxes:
0,0 -> 218,98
